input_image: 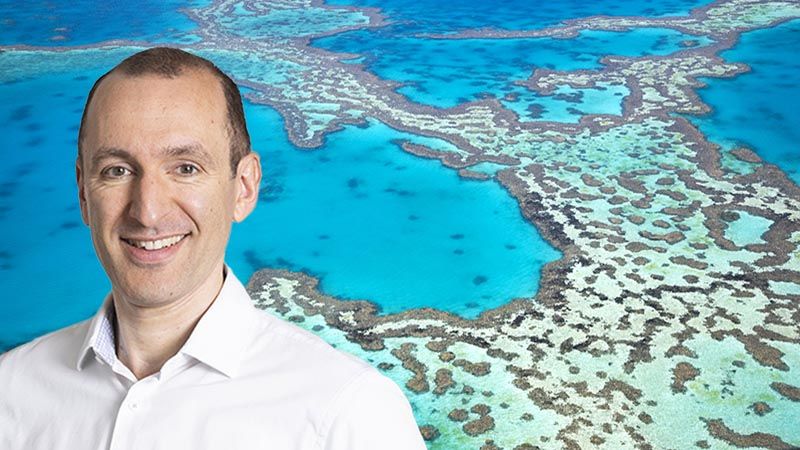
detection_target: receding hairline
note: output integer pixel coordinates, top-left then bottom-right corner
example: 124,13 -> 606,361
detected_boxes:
86,67 -> 229,117
77,47 -> 252,175
79,65 -> 228,143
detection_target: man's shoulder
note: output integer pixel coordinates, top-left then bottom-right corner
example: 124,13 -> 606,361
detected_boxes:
0,318 -> 92,375
245,313 -> 427,448
240,309 -> 390,407
247,310 -> 371,376
241,310 -> 419,435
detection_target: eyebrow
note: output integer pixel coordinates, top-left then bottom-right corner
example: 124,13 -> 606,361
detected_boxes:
90,147 -> 133,169
162,143 -> 215,166
90,143 -> 216,169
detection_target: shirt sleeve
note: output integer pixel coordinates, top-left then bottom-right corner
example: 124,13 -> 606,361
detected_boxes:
322,369 -> 427,450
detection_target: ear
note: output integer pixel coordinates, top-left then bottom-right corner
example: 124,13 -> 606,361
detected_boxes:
76,159 -> 89,225
233,152 -> 262,223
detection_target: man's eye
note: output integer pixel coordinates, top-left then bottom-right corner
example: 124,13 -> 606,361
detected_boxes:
177,164 -> 199,175
102,166 -> 131,178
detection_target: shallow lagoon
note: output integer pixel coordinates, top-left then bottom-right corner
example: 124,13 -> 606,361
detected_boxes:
229,104 -> 560,316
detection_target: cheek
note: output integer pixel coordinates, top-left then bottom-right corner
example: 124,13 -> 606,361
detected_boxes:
87,189 -> 125,229
180,184 -> 235,226
183,192 -> 209,213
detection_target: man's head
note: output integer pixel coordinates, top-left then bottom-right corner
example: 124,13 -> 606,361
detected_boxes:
76,47 -> 261,308
78,47 -> 251,175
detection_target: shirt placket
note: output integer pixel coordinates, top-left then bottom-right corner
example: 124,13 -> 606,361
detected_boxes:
109,375 -> 159,450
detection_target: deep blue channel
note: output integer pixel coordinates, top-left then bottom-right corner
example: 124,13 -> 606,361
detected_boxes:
313,27 -> 711,113
686,19 -> 800,184
0,0 -> 209,46
326,0 -> 713,34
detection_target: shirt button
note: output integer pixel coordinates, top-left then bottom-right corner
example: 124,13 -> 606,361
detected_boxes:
130,402 -> 138,410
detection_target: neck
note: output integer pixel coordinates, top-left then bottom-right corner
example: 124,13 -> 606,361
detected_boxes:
112,266 -> 225,380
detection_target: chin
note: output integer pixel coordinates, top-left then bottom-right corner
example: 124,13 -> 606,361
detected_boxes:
111,269 -> 182,302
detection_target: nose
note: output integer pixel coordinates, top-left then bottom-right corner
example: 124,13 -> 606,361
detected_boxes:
127,172 -> 172,228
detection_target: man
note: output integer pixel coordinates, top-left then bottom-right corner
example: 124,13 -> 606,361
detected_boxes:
0,47 -> 426,449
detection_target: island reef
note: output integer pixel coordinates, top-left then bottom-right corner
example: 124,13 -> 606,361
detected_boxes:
2,0 -> 799,448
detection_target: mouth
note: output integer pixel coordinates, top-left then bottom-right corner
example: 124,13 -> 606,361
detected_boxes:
120,233 -> 191,265
122,234 -> 189,251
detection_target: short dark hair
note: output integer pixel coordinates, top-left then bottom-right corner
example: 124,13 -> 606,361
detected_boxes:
77,47 -> 251,175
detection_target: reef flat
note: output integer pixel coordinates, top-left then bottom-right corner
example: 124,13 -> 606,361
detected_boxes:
2,0 -> 799,448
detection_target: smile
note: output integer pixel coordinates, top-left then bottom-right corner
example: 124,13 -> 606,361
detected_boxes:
122,234 -> 188,251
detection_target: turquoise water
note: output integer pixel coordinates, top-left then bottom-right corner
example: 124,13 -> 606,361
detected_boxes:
2,2 -> 798,448
314,28 -> 711,111
687,19 -> 800,184
228,106 -> 559,316
0,1 -> 208,46
217,6 -> 371,39
771,280 -> 800,296
0,71 -> 110,351
503,82 -> 630,123
0,58 -> 559,351
2,0 -> 792,348
724,211 -> 772,247
326,0 -> 713,34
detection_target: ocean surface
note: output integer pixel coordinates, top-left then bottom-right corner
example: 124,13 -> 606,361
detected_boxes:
0,0 -> 208,46
0,1 -> 796,355
0,64 -> 556,350
0,69 -> 110,351
314,27 -> 711,114
323,0 -> 714,119
230,104 -> 560,316
326,0 -> 713,33
2,1 -> 799,449
686,19 -> 800,184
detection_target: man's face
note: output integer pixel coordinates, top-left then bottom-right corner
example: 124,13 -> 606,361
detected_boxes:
77,69 -> 258,307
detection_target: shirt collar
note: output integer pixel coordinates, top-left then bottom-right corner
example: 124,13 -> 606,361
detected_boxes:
76,267 -> 260,379
76,294 -> 117,371
180,268 -> 259,378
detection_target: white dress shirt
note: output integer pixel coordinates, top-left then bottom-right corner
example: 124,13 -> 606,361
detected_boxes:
0,270 -> 426,450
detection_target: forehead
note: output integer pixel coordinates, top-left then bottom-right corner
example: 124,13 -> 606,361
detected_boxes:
83,69 -> 228,159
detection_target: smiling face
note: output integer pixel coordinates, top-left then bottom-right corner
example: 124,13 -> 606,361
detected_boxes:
78,69 -> 260,308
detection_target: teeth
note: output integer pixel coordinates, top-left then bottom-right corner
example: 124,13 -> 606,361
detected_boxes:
127,235 -> 185,251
